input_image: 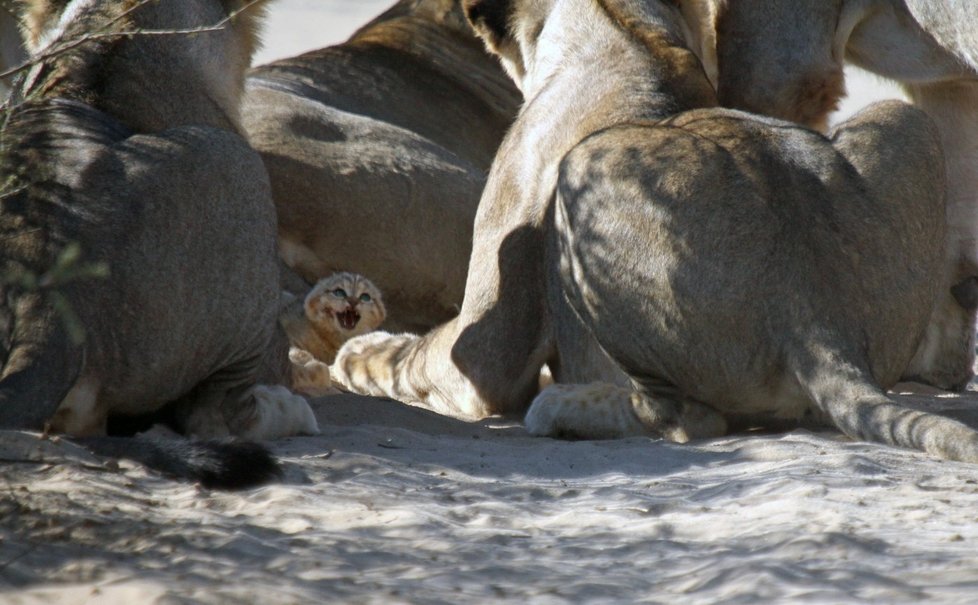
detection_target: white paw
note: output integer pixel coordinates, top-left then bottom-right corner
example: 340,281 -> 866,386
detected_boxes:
240,385 -> 320,440
525,382 -> 644,440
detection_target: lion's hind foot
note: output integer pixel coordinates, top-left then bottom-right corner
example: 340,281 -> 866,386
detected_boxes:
233,385 -> 320,441
525,383 -> 726,442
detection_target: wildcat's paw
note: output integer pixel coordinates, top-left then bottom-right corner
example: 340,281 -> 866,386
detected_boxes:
237,385 -> 320,440
289,347 -> 338,397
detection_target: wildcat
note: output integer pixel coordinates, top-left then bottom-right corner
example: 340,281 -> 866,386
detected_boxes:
282,273 -> 386,396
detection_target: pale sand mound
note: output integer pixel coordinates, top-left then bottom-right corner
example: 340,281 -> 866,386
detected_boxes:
3,388 -> 978,603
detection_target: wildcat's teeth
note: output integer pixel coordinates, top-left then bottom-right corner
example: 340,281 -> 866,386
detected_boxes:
337,309 -> 360,330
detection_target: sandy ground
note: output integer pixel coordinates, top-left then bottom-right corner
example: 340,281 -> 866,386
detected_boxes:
4,388 -> 978,603
2,2 -> 974,603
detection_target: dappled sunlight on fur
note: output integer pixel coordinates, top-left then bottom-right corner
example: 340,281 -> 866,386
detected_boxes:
702,0 -> 978,390
333,0 -> 978,465
0,0 -> 296,486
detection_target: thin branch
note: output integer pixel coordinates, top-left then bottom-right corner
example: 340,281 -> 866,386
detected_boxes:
0,228 -> 42,243
0,0 -> 264,81
0,184 -> 27,201
0,0 -> 159,81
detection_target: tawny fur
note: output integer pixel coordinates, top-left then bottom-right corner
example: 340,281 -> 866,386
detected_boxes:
691,0 -> 978,390
281,272 -> 386,396
0,0 -> 316,442
241,0 -> 521,332
335,0 -> 978,465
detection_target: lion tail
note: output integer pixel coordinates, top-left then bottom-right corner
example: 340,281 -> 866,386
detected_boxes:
799,355 -> 978,463
72,436 -> 282,490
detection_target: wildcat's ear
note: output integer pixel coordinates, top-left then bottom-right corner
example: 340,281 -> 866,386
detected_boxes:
463,0 -> 513,55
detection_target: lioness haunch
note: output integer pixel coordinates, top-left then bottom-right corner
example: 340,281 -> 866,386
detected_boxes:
0,0 -> 318,488
702,0 -> 978,391
336,0 -> 978,464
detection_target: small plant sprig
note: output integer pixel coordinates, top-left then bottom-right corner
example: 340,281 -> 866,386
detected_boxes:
2,243 -> 110,345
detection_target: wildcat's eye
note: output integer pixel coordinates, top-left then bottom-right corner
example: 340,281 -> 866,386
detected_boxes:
332,288 -> 348,298
359,293 -> 372,303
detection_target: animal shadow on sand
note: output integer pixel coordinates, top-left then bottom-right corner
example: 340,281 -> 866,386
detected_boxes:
278,385 -> 978,485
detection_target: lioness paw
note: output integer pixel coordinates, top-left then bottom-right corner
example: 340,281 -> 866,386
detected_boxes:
237,385 -> 320,441
526,383 -> 726,443
331,331 -> 419,395
525,383 -> 647,440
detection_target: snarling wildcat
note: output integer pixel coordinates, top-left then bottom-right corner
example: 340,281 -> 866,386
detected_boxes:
242,0 -> 520,333
282,272 -> 386,396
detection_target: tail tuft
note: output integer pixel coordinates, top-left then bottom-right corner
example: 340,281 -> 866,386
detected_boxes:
75,436 -> 282,489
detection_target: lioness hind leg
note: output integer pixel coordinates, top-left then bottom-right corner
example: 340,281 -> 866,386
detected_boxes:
177,381 -> 319,441
899,83 -> 978,390
830,99 -> 957,388
525,382 -> 726,442
0,294 -> 82,430
333,328 -> 511,419
231,385 -> 320,441
334,315 -> 546,419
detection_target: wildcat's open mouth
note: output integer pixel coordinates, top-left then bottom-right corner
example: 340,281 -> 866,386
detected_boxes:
337,308 -> 361,330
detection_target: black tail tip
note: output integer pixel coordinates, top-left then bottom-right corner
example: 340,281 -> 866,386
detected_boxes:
76,436 -> 283,490
184,439 -> 283,490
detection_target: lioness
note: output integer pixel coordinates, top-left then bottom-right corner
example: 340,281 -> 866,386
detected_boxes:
0,0 -> 316,486
335,0 -> 978,463
693,0 -> 978,391
241,0 -> 521,333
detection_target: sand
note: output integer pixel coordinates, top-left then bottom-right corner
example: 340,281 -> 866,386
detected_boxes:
1,2 -> 973,603
4,388 -> 978,603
